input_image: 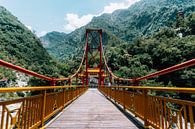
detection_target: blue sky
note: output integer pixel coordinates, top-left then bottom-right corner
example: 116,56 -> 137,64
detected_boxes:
0,0 -> 139,36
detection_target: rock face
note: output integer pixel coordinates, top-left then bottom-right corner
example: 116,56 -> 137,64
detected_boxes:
15,73 -> 29,87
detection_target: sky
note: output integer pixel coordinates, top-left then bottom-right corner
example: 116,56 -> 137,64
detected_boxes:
0,0 -> 139,37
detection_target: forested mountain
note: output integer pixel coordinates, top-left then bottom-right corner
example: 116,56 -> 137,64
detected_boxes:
41,0 -> 195,60
41,31 -> 80,60
0,6 -> 68,84
41,0 -> 195,91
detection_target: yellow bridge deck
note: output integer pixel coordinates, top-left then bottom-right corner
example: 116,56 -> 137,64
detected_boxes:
46,89 -> 140,129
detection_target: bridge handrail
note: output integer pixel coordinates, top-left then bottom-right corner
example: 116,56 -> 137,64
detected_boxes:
105,86 -> 195,93
99,86 -> 195,129
0,85 -> 88,129
0,85 -> 85,93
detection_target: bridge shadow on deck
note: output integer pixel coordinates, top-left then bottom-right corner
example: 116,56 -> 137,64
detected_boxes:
46,88 -> 144,129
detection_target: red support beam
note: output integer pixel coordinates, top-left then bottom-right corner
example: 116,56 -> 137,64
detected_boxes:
82,77 -> 85,86
68,78 -> 72,85
99,30 -> 103,73
135,58 -> 195,81
0,59 -> 52,81
0,59 -> 69,82
99,30 -> 103,86
85,31 -> 89,86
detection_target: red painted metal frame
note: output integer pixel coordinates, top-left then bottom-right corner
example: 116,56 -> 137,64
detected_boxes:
0,59 -> 52,81
99,30 -> 103,86
85,30 -> 89,85
0,59 -> 69,82
85,29 -> 104,86
135,58 -> 195,82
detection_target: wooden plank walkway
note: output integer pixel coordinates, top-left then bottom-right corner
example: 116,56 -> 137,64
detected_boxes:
46,89 -> 139,129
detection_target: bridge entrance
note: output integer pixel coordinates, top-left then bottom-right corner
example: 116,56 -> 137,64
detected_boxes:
76,29 -> 110,87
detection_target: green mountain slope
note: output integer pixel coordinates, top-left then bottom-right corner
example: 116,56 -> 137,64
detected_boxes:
0,6 -> 66,83
41,0 -> 195,60
41,31 -> 79,60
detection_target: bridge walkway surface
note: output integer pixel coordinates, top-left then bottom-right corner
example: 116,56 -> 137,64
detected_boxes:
46,88 -> 141,129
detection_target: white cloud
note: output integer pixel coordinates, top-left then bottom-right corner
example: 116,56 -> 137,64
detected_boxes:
26,25 -> 32,31
37,31 -> 47,37
102,3 -> 127,14
102,0 -> 139,14
64,0 -> 140,33
64,13 -> 94,33
25,24 -> 47,37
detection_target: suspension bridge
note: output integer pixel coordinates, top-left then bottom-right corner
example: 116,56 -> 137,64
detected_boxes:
0,29 -> 195,129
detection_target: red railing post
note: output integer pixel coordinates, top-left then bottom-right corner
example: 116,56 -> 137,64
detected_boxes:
109,75 -> 112,86
85,31 -> 89,86
82,77 -> 85,86
68,78 -> 71,86
132,79 -> 139,86
50,79 -> 56,86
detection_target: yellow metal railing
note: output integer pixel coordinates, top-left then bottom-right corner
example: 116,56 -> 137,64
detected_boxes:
0,86 -> 88,129
99,86 -> 195,129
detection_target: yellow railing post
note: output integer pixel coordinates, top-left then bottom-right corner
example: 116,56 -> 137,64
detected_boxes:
41,90 -> 46,128
189,106 -> 194,129
1,105 -> 5,129
63,89 -> 66,108
71,87 -> 73,101
76,87 -> 78,97
123,88 -> 126,111
143,90 -> 149,128
114,87 -> 116,103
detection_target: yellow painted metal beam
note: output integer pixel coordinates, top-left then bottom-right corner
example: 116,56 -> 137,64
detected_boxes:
0,85 -> 84,93
102,86 -> 195,93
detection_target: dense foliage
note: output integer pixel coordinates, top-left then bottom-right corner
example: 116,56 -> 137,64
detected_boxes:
106,28 -> 195,86
0,6 -> 69,84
